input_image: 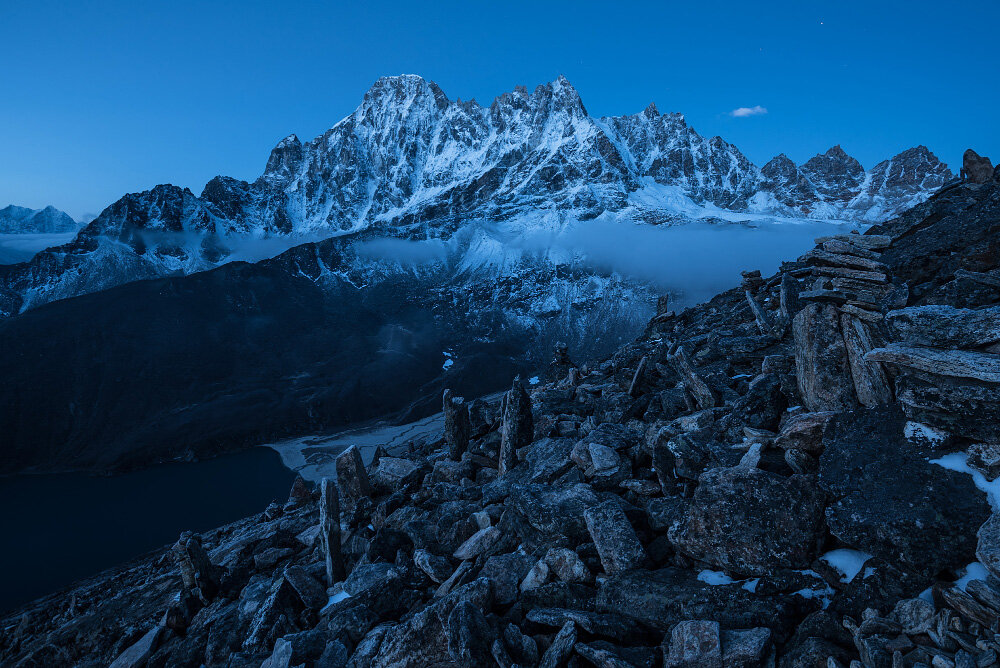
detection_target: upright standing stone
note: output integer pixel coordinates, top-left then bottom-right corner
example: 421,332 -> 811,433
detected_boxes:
499,376 -> 533,475
335,445 -> 371,501
171,531 -> 219,604
840,313 -> 892,407
792,302 -> 857,411
780,272 -> 802,322
443,389 -> 471,461
319,478 -> 345,585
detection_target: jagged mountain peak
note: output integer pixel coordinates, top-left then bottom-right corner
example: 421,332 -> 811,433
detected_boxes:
0,75 -> 956,317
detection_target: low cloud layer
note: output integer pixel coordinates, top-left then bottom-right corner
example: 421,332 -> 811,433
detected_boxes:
355,218 -> 860,310
730,105 -> 768,118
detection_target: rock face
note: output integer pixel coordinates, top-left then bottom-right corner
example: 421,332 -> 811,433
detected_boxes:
819,407 -> 990,575
5,160 -> 1000,668
669,466 -> 826,576
793,303 -> 857,411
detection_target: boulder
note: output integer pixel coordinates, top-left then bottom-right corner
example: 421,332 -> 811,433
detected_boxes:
663,620 -> 722,668
962,148 -> 993,184
721,628 -> 772,668
595,568 -> 799,635
792,302 -> 857,411
539,620 -> 576,668
336,445 -> 371,500
508,483 -> 599,540
840,313 -> 893,407
446,600 -> 495,666
774,411 -> 835,454
109,626 -> 165,668
669,466 -> 825,576
583,500 -> 649,574
453,526 -> 502,561
819,407 -> 991,576
543,547 -> 593,583
479,551 -> 534,605
885,305 -> 1000,349
367,578 -> 492,667
977,513 -> 1000,581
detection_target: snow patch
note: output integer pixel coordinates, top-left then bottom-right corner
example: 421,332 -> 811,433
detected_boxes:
905,421 -> 948,446
697,569 -> 736,585
820,549 -> 873,583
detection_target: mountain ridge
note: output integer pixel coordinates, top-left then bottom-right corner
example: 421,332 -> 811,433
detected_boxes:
0,75 -> 952,318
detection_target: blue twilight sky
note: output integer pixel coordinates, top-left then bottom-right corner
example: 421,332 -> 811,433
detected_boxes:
1,0 -> 997,220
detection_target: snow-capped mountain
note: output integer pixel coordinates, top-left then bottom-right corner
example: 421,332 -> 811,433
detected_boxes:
0,205 -> 78,234
0,74 -> 952,318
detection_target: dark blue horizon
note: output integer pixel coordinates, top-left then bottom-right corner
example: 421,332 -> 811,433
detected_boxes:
1,0 -> 997,220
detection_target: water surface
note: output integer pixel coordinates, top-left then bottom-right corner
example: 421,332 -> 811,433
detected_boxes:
0,448 -> 294,613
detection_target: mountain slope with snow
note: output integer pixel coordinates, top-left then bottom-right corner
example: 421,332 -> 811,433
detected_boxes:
0,75 -> 952,318
0,205 -> 77,234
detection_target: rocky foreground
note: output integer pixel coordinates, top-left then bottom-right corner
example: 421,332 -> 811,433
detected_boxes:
3,168 -> 1000,667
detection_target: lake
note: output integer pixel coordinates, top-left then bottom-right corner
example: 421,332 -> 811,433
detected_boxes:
0,447 -> 294,613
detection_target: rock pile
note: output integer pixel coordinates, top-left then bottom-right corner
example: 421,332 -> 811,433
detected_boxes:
3,173 -> 1000,668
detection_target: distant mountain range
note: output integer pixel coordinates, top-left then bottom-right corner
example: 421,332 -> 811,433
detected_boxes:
0,75 -> 951,318
0,75 -> 957,473
0,205 -> 77,234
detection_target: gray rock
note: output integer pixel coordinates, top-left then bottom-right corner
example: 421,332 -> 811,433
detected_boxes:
520,559 -> 551,592
480,551 -> 535,605
413,548 -> 454,584
583,500 -> 648,574
446,600 -> 495,666
775,411 -> 835,454
977,513 -> 1000,581
889,598 -> 935,635
453,526 -> 502,560
840,313 -> 893,407
368,578 -> 492,667
500,377 -> 534,475
443,389 -> 472,461
319,478 -> 345,585
962,148 -> 993,184
663,620 -> 722,668
371,457 -> 422,490
282,565 -> 327,610
885,305 -> 1000,349
336,445 -> 371,500
819,407 -> 990,576
793,302 -> 857,411
721,628 -> 772,668
109,626 -> 164,668
669,466 -> 825,576
544,547 -> 593,583
539,620 -> 577,668
968,442 -> 1000,481
509,483 -> 599,539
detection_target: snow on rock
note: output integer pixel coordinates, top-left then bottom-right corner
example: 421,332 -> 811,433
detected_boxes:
931,452 -> 1000,511
820,548 -> 873,583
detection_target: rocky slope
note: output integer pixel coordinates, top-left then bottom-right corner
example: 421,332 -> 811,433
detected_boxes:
0,205 -> 77,234
0,76 -> 951,319
2,167 -> 997,667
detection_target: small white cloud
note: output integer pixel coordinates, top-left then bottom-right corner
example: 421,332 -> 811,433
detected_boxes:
730,105 -> 768,118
